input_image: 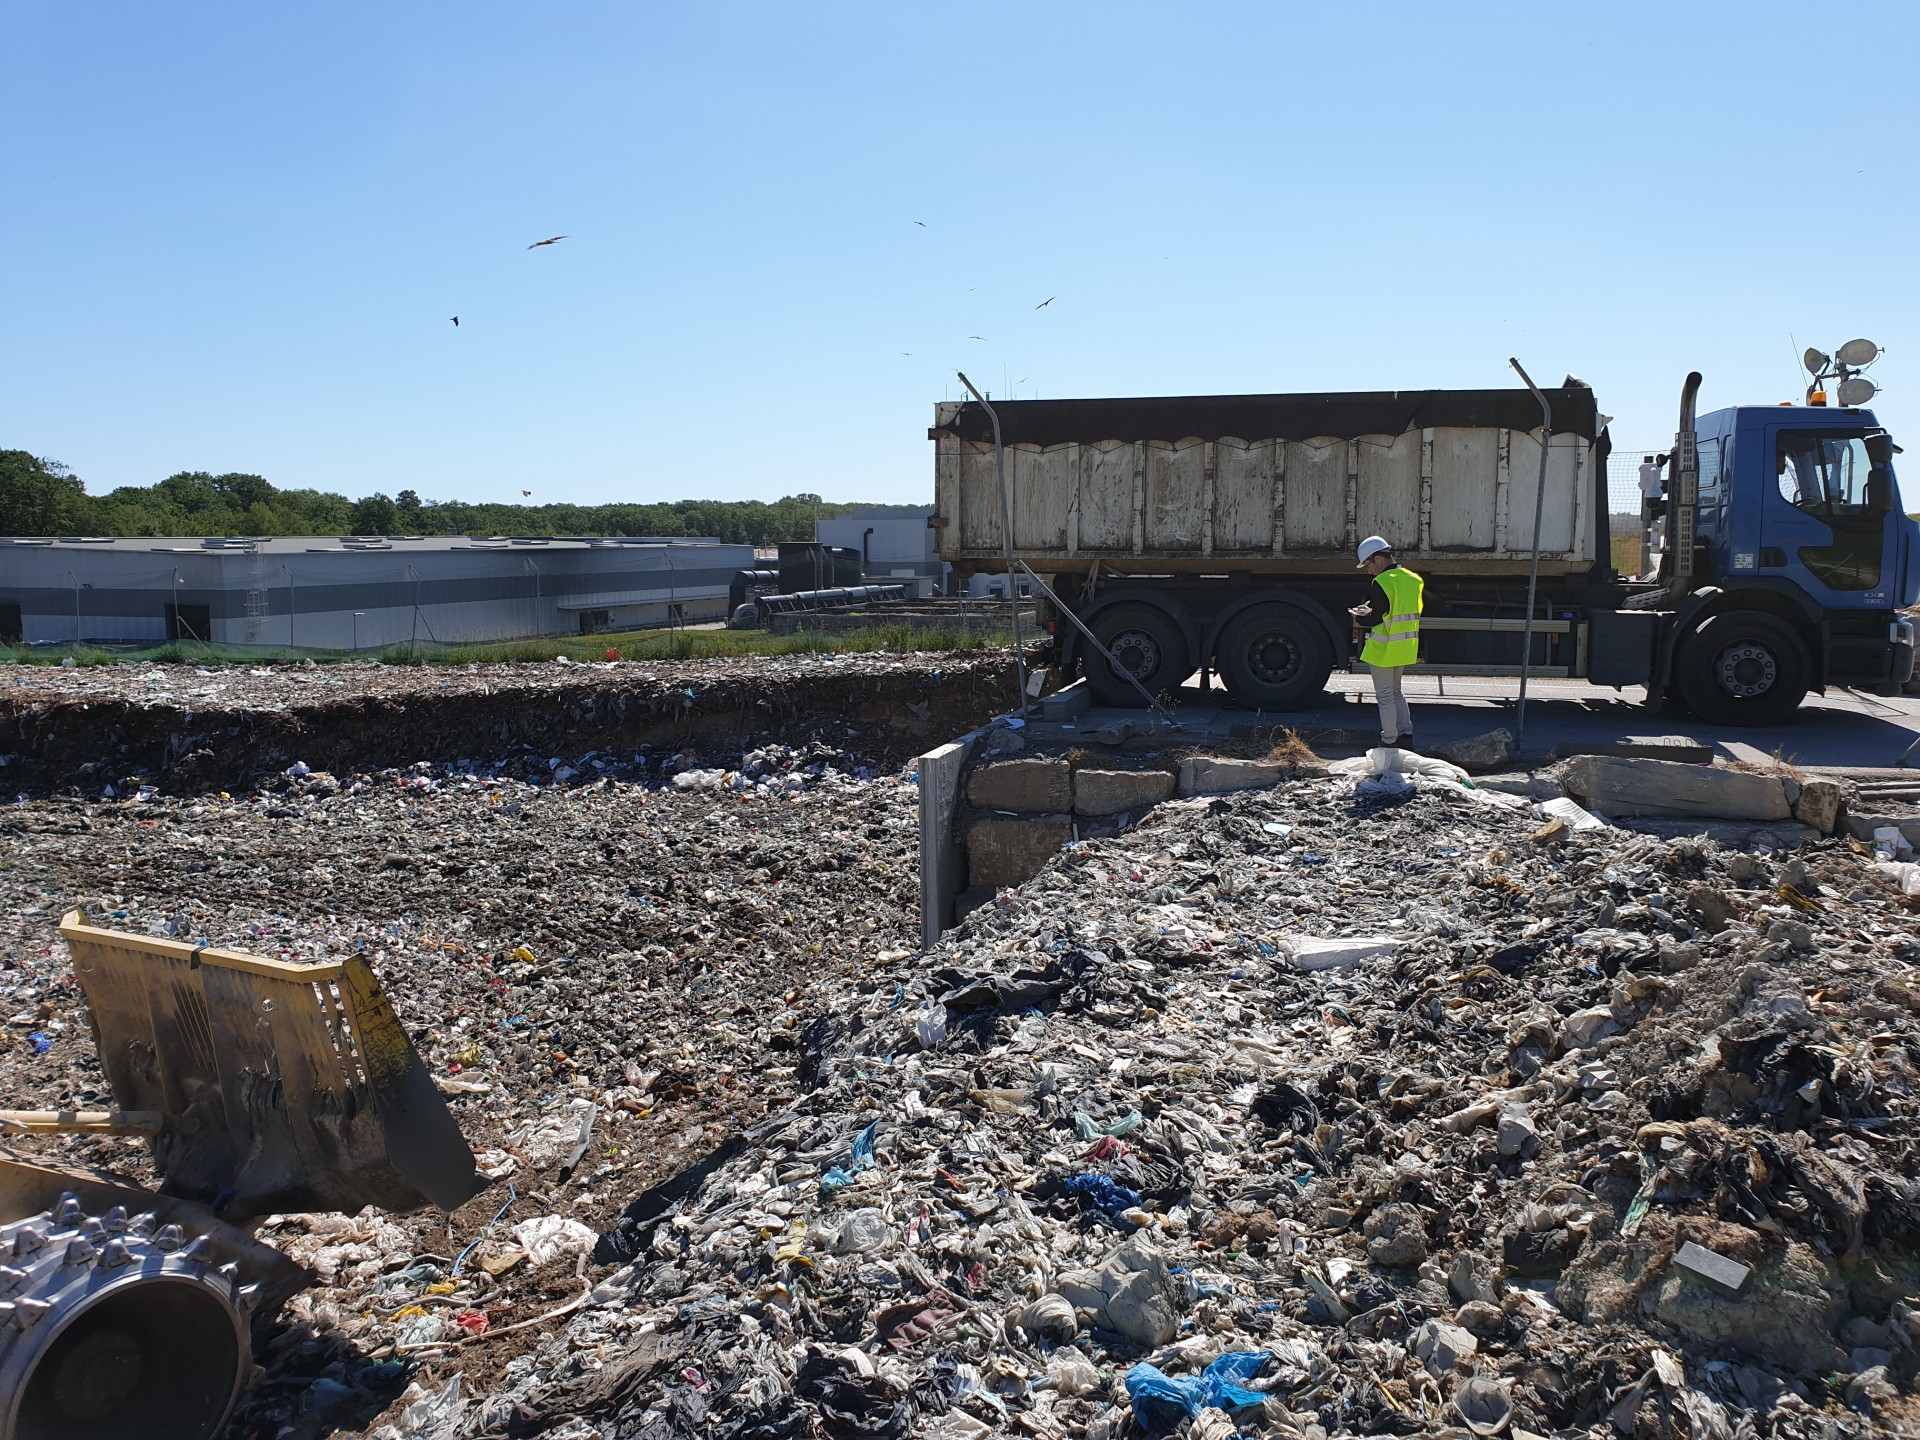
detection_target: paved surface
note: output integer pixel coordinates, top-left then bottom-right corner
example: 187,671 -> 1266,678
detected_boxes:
1034,672 -> 1920,770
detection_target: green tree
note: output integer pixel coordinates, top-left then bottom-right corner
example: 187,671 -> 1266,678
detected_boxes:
0,451 -> 90,535
350,492 -> 398,534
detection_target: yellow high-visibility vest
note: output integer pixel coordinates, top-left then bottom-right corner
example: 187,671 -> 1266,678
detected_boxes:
1360,566 -> 1423,667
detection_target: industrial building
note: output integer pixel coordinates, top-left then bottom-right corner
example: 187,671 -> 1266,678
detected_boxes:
814,508 -> 946,595
0,534 -> 753,650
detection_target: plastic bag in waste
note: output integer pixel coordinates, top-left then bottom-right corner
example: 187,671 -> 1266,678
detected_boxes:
1064,1173 -> 1142,1214
820,1119 -> 881,1197
1872,861 -> 1920,895
1124,1351 -> 1270,1433
510,1214 -> 598,1267
1047,1345 -> 1101,1396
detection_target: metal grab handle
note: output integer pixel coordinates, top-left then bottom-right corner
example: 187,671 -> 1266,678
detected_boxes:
0,1109 -> 164,1135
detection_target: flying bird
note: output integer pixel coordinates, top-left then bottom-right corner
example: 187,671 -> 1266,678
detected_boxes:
522,490 -> 532,497
968,336 -> 986,341
914,220 -> 926,227
527,235 -> 568,249
1035,296 -> 1055,309
450,316 -> 459,326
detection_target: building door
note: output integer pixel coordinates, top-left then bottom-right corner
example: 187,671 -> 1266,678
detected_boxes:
0,603 -> 20,643
166,604 -> 212,642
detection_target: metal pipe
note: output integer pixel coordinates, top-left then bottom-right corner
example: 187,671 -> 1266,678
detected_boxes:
1508,358 -> 1552,749
1015,562 -> 1172,724
956,371 -> 1029,715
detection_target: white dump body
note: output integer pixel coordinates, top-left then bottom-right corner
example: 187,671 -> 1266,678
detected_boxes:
930,391 -> 1604,576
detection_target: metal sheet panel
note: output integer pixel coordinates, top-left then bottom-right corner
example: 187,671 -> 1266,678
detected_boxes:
1213,438 -> 1278,552
956,440 -> 1004,552
1354,431 -> 1423,553
1010,444 -> 1069,552
1428,427 -> 1502,551
1144,439 -> 1207,550
1282,439 -> 1349,551
1075,440 -> 1136,553
1506,429 -> 1584,557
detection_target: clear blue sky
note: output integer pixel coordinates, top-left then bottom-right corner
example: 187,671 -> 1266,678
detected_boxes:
5,3 -> 1915,508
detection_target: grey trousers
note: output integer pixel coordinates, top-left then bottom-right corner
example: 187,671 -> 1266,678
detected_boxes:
1368,663 -> 1412,743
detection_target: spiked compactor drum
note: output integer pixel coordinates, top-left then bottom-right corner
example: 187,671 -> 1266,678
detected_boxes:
0,915 -> 483,1439
0,1193 -> 253,1440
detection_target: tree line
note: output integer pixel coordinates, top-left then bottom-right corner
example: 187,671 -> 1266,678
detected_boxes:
0,450 -> 914,545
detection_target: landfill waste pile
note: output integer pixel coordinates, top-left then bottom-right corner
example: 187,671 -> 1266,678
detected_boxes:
0,650 -> 1018,792
0,717 -> 932,1438
402,754 -> 1920,1440
5,688 -> 1920,1438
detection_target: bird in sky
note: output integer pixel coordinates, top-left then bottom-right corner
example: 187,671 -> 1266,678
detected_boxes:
528,235 -> 568,249
914,220 -> 927,227
969,336 -> 986,341
1035,296 -> 1055,309
522,490 -> 533,497
450,316 -> 459,326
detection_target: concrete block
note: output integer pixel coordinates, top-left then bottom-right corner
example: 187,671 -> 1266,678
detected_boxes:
1177,756 -> 1285,796
1845,813 -> 1920,847
1554,737 -> 1714,764
1040,681 -> 1092,720
1073,768 -> 1174,817
967,757 -> 1070,812
1560,756 -> 1791,822
966,819 -> 1071,890
1791,778 -> 1844,834
918,736 -> 977,948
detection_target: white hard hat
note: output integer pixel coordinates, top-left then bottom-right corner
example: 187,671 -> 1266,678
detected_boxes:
1356,535 -> 1392,567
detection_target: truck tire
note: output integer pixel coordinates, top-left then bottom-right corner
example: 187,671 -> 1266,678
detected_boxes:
1673,611 -> 1809,726
1084,603 -> 1190,706
1217,604 -> 1333,710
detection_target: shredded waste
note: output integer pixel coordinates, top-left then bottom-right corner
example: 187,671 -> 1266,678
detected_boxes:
3,661 -> 1920,1438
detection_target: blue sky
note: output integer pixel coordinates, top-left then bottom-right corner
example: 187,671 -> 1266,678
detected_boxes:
5,3 -> 1915,508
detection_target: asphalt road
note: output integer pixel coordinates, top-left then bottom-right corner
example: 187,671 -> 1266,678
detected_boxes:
1062,671 -> 1920,770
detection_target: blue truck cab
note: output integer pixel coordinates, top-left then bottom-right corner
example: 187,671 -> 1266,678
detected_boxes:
1652,401 -> 1920,722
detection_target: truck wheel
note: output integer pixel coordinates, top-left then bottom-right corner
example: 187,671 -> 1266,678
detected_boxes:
1084,603 -> 1190,706
1674,612 -> 1809,726
1217,605 -> 1333,710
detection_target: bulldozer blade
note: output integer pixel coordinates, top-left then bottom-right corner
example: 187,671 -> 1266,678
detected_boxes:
58,911 -> 481,1221
337,954 -> 484,1212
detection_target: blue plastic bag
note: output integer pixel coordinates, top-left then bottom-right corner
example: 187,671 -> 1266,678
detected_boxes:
1062,1173 -> 1141,1215
820,1119 -> 881,1198
1126,1351 -> 1270,1433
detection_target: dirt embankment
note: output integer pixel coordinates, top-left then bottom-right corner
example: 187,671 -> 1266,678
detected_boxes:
0,653 -> 1022,791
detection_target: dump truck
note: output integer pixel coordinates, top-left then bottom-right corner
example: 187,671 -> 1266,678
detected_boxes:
928,372 -> 1920,724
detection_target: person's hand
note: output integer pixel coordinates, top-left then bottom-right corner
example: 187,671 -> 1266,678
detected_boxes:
1347,604 -> 1369,617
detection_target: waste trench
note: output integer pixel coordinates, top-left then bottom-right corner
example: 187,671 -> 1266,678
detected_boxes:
3,659 -> 1920,1437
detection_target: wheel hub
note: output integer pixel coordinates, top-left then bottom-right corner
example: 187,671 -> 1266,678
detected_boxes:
1246,631 -> 1302,685
1715,642 -> 1777,698
1108,629 -> 1160,679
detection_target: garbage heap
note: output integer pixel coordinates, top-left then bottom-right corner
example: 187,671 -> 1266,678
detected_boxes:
408,762 -> 1920,1440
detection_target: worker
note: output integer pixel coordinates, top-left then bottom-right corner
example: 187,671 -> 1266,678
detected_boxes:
1638,454 -> 1667,579
1348,535 -> 1423,749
